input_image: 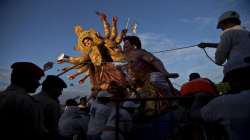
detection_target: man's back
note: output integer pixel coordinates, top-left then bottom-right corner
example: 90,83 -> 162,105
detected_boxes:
201,89 -> 250,140
59,106 -> 89,137
0,85 -> 46,140
87,100 -> 112,135
180,78 -> 218,96
34,92 -> 61,139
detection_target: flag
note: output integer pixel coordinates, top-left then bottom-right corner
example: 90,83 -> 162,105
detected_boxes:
131,22 -> 137,34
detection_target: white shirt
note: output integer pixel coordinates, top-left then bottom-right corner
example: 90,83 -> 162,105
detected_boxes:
201,90 -> 250,140
215,25 -> 250,74
87,100 -> 112,135
101,107 -> 132,140
59,106 -> 89,137
105,107 -> 132,132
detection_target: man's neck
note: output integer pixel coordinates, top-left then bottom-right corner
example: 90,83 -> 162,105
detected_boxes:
7,84 -> 28,94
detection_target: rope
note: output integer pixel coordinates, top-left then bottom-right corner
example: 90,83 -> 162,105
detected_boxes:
151,44 -> 198,53
150,43 -> 223,66
201,48 -> 224,66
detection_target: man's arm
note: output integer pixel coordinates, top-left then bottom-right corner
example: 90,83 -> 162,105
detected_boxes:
142,51 -> 169,75
215,33 -> 232,65
200,97 -> 223,122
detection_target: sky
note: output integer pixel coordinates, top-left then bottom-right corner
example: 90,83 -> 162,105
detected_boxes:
0,0 -> 250,101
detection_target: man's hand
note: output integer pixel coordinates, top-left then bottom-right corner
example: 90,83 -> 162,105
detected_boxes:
198,42 -> 218,48
166,73 -> 179,79
198,43 -> 208,48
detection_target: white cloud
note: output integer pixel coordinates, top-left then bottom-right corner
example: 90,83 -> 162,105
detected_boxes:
0,68 -> 10,90
242,19 -> 250,29
139,32 -> 178,52
178,16 -> 216,28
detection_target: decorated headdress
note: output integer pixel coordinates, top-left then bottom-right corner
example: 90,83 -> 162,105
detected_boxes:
74,25 -> 103,54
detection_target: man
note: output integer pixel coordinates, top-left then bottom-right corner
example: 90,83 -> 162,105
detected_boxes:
199,78 -> 250,140
180,73 -> 218,96
78,96 -> 89,112
101,102 -> 133,140
59,99 -> 89,140
34,75 -> 67,140
123,36 -> 178,115
87,91 -> 113,140
0,62 -> 45,140
123,36 -> 178,140
198,11 -> 250,92
123,36 -> 172,80
189,72 -> 201,81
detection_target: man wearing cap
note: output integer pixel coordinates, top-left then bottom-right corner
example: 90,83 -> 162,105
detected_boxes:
59,99 -> 89,140
198,11 -> 250,92
101,101 -> 133,140
192,76 -> 250,140
180,73 -> 218,96
87,91 -> 113,140
34,75 -> 67,140
78,96 -> 90,112
0,62 -> 45,140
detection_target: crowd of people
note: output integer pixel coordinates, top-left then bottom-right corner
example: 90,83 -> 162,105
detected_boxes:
0,10 -> 250,140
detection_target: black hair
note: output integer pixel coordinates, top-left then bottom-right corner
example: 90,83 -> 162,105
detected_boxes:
65,99 -> 78,106
80,96 -> 87,102
189,73 -> 201,81
123,36 -> 142,49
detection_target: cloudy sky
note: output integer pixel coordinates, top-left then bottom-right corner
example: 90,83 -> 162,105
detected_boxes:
0,0 -> 250,100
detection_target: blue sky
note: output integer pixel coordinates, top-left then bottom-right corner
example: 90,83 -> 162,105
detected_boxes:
0,0 -> 250,100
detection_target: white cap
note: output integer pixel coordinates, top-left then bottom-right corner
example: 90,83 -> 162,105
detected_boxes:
217,11 -> 240,29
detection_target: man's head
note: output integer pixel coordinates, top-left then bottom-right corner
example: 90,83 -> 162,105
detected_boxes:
42,75 -> 67,99
217,11 -> 241,30
189,73 -> 201,81
11,62 -> 44,93
79,96 -> 87,105
123,36 -> 141,52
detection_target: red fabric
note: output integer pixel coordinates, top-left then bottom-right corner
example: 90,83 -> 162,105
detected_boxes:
180,78 -> 217,96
